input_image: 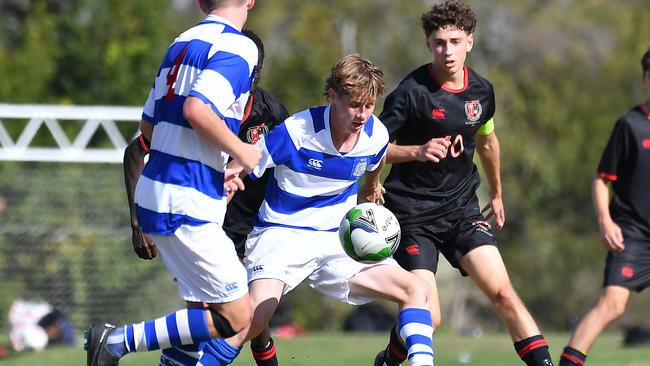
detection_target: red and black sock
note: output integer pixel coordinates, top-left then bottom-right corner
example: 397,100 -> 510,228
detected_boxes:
514,335 -> 554,366
559,346 -> 586,366
385,324 -> 407,365
251,337 -> 278,366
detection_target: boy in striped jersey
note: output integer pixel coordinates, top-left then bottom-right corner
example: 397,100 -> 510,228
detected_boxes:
224,54 -> 435,366
84,1 -> 260,365
123,28 -> 289,366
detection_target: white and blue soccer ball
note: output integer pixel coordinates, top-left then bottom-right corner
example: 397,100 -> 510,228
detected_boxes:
339,202 -> 401,263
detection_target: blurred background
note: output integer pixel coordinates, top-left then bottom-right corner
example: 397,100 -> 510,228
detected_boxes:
1,0 -> 649,350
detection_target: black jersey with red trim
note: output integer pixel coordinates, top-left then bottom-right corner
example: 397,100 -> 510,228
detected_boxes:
380,64 -> 496,226
597,104 -> 650,234
224,87 -> 289,249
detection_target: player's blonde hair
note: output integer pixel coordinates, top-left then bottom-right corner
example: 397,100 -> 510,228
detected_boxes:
324,54 -> 386,103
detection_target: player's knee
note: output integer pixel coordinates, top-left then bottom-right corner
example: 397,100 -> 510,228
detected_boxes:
400,277 -> 430,305
210,307 -> 251,338
598,297 -> 627,320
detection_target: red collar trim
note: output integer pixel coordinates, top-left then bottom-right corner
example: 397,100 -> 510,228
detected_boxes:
427,63 -> 468,93
639,103 -> 650,120
241,93 -> 254,124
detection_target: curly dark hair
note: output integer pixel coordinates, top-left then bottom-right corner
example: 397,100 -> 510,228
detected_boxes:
642,48 -> 650,74
421,0 -> 477,38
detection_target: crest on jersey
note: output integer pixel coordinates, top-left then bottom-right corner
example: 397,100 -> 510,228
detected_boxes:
246,123 -> 269,143
352,159 -> 368,179
464,100 -> 482,123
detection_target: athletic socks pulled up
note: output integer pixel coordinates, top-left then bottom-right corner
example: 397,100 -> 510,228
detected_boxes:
398,308 -> 434,366
200,338 -> 242,366
514,335 -> 554,366
251,337 -> 278,366
559,346 -> 587,366
107,308 -> 211,358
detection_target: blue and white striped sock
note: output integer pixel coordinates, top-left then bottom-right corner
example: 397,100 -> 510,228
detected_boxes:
398,308 -> 434,366
107,308 -> 211,358
198,338 -> 241,366
159,344 -> 202,366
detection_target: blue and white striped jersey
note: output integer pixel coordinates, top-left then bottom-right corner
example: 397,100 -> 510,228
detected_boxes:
252,105 -> 389,232
135,15 -> 258,235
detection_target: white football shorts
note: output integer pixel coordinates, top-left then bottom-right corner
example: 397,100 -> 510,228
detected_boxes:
152,223 -> 248,303
244,226 -> 398,305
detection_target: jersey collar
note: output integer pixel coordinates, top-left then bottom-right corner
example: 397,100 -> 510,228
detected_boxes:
639,103 -> 650,120
427,64 -> 469,93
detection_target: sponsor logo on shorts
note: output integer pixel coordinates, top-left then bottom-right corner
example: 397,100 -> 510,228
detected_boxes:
308,158 -> 323,170
474,220 -> 494,237
251,265 -> 264,273
621,265 -> 634,279
225,282 -> 239,292
642,138 -> 650,149
405,243 -> 420,255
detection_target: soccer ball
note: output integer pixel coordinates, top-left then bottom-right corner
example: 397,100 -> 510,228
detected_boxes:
339,202 -> 401,263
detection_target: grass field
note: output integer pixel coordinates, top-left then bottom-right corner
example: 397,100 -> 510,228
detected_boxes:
2,332 -> 650,365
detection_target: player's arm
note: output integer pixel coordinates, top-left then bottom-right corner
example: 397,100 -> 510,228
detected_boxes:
380,88 -> 449,164
360,157 -> 386,205
592,176 -> 624,251
123,120 -> 157,259
476,128 -> 505,229
183,97 -> 261,172
386,139 -> 450,164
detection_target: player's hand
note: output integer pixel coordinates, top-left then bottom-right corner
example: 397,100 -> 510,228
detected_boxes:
600,220 -> 624,252
360,182 -> 386,205
131,225 -> 157,260
224,163 -> 246,200
417,137 -> 450,163
482,193 -> 505,230
233,143 -> 262,173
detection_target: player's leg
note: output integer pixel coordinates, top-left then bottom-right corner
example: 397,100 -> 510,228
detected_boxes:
192,278 -> 284,366
224,227 -> 319,366
558,286 -> 630,366
85,223 -> 251,366
374,228 -> 442,366
459,245 -> 552,366
348,264 -> 434,366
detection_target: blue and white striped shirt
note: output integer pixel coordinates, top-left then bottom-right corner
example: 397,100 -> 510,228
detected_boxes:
135,15 -> 258,235
252,106 -> 389,232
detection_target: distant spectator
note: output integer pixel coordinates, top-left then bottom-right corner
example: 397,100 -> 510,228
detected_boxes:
8,299 -> 75,352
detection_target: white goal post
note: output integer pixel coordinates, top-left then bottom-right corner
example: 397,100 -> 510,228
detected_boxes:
0,103 -> 141,163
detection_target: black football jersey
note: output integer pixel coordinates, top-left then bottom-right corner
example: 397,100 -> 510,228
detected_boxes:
597,104 -> 650,234
223,87 -> 289,249
380,64 -> 496,226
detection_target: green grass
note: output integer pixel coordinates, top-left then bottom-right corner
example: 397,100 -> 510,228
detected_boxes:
2,332 -> 650,365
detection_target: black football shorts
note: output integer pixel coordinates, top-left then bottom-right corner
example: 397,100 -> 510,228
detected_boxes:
392,199 -> 497,275
603,224 -> 650,292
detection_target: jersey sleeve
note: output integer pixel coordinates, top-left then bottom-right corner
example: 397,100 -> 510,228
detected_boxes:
379,87 -> 411,142
368,142 -> 388,172
189,47 -> 257,121
251,121 -> 296,178
597,119 -> 631,182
